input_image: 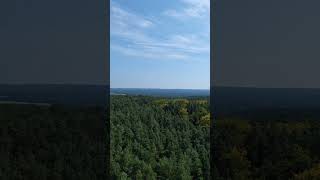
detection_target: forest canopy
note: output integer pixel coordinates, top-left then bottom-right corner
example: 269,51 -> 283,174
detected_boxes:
212,115 -> 320,180
110,95 -> 210,179
0,104 -> 107,179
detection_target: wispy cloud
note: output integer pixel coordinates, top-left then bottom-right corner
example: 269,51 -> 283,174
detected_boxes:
111,44 -> 189,60
111,1 -> 209,61
132,35 -> 209,54
111,1 -> 154,29
163,0 -> 210,19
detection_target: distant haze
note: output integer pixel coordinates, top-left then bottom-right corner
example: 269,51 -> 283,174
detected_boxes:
111,88 -> 209,97
213,0 -> 320,88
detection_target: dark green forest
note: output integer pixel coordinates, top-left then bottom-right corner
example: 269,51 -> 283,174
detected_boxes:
0,104 -> 107,180
212,114 -> 320,180
110,95 -> 210,179
3,96 -> 320,179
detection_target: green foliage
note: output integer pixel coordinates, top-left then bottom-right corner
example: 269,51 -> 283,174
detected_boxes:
110,96 -> 210,179
293,163 -> 320,180
0,104 -> 106,179
199,114 -> 210,127
212,118 -> 320,180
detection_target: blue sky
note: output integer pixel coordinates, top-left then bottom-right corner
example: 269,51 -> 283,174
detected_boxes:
111,0 -> 210,89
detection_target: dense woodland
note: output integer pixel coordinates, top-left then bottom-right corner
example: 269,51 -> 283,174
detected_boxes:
3,95 -> 320,179
110,95 -> 210,179
212,113 -> 320,180
0,104 -> 107,180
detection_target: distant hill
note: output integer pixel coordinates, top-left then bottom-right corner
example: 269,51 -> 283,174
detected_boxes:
110,88 -> 210,97
0,84 -> 108,106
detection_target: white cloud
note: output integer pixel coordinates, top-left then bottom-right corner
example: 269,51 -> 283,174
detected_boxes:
164,0 -> 210,19
111,1 -> 154,29
132,34 -> 209,54
111,1 -> 154,44
111,1 -> 209,61
111,44 -> 189,61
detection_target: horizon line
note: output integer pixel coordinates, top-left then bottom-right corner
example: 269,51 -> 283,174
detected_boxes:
111,87 -> 210,90
3,84 -> 320,89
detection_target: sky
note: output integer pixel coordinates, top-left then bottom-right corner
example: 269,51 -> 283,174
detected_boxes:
0,0 -> 106,85
110,0 -> 210,89
214,0 -> 320,88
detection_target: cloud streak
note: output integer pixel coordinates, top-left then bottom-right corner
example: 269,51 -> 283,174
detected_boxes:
163,0 -> 210,19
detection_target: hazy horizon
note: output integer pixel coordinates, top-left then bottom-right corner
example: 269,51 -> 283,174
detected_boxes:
5,83 -> 320,90
111,87 -> 210,90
